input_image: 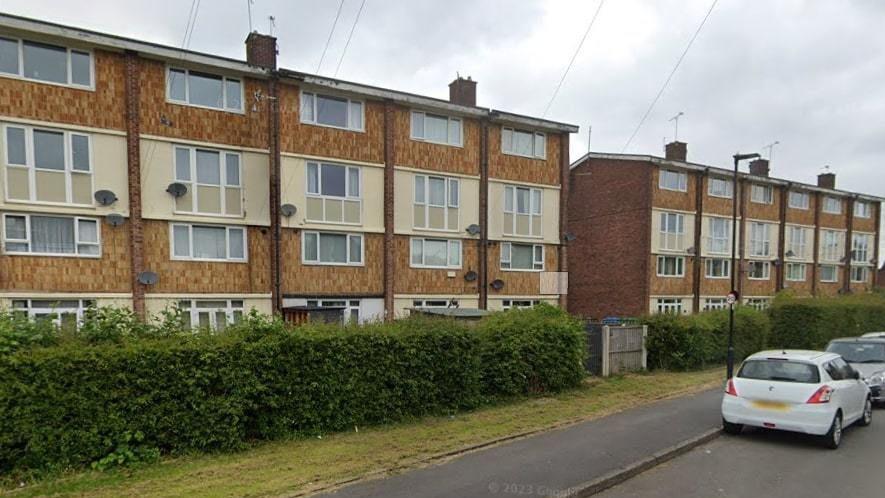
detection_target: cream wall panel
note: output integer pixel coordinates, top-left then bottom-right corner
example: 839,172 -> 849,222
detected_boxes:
280,155 -> 384,233
699,215 -> 742,258
650,209 -> 695,255
487,297 -> 558,312
392,296 -> 480,319
488,181 -> 560,244
144,294 -> 272,322
140,138 -> 270,226
393,168 -> 480,237
648,297 -> 693,315
0,295 -> 133,310
744,220 -> 780,260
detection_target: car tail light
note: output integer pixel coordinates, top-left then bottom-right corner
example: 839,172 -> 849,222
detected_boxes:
725,378 -> 738,397
806,385 -> 833,404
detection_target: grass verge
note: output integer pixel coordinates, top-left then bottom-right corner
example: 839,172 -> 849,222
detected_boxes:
3,368 -> 723,498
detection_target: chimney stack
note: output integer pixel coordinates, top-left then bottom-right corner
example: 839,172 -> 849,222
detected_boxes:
664,141 -> 687,162
449,76 -> 477,107
817,171 -> 836,189
749,158 -> 770,177
245,32 -> 278,70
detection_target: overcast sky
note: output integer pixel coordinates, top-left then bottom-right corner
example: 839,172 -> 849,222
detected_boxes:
3,0 -> 884,264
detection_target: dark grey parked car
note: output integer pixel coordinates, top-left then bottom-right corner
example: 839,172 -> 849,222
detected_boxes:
826,338 -> 885,405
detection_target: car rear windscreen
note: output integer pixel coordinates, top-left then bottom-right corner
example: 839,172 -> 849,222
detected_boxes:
737,359 -> 821,383
825,342 -> 885,363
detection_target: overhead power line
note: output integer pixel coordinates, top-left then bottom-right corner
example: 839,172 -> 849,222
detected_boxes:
334,0 -> 367,77
542,0 -> 605,118
621,0 -> 719,152
317,0 -> 345,74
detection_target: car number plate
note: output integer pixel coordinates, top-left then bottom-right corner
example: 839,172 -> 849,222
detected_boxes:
751,400 -> 790,411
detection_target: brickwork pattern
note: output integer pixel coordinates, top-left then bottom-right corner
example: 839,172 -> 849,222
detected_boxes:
487,242 -> 559,296
392,105 -> 480,176
280,230 -> 384,295
487,124 -> 561,185
393,236 -> 480,294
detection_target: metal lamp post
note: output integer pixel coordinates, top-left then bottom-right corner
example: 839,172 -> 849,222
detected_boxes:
727,152 -> 761,379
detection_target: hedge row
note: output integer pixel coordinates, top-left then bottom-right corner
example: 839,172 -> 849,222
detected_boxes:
768,293 -> 885,350
0,304 -> 585,474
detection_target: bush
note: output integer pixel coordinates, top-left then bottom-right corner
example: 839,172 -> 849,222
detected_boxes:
769,293 -> 885,350
0,305 -> 585,474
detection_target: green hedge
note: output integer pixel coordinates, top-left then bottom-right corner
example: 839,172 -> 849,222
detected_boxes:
768,294 -> 885,350
0,304 -> 584,474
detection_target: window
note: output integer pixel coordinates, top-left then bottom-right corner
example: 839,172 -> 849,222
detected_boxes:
410,238 -> 461,268
11,298 -> 94,330
308,299 -> 362,324
170,223 -> 246,261
788,191 -> 809,209
745,298 -> 770,311
503,300 -> 541,310
820,230 -> 843,262
707,177 -> 733,198
503,185 -> 542,237
4,124 -> 93,205
173,146 -> 242,216
167,67 -> 242,112
3,214 -> 99,256
0,37 -> 92,88
656,256 -> 685,277
414,175 -> 459,231
656,299 -> 683,314
178,299 -> 244,330
820,264 -> 838,283
302,231 -> 363,265
300,91 -> 364,131
851,233 -> 872,263
739,359 -> 819,384
705,258 -> 730,279
659,169 -> 687,191
707,218 -> 730,254
854,201 -> 872,219
306,162 -> 362,224
659,212 -> 685,251
823,196 -> 842,214
410,111 -> 462,146
750,184 -> 773,204
501,127 -> 546,159
749,222 -> 771,257
786,226 -> 808,259
851,266 -> 869,283
501,242 -> 544,271
703,298 -> 728,311
412,299 -> 457,309
786,263 -> 806,282
747,261 -> 770,280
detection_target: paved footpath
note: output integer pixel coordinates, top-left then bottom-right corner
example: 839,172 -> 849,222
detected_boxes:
320,388 -> 723,498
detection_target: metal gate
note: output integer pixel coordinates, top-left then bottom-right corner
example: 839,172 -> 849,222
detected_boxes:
585,322 -> 604,375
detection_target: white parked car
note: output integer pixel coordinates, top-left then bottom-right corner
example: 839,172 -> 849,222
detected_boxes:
721,350 -> 872,449
861,332 -> 885,339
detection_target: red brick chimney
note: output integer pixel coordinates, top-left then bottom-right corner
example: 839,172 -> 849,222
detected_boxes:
449,76 -> 477,106
245,32 -> 277,70
749,158 -> 770,177
664,141 -> 687,162
817,171 -> 836,189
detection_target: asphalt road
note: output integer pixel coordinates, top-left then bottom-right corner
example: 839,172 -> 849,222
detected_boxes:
320,389 -> 723,498
598,407 -> 885,498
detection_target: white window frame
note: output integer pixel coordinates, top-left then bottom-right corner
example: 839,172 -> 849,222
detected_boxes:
659,212 -> 685,251
786,263 -> 807,282
704,258 -> 731,279
748,222 -> 771,258
412,299 -> 458,309
786,226 -> 808,260
854,201 -> 872,219
414,174 -> 459,231
178,299 -> 244,330
3,213 -> 100,257
306,161 -> 362,225
707,217 -> 731,255
851,233 -> 872,263
0,36 -> 94,90
503,185 -> 543,238
173,145 -> 243,217
703,298 -> 728,311
3,124 -> 94,206
850,266 -> 869,283
300,90 -> 365,132
744,298 -> 770,311
301,231 -> 364,266
10,298 -> 95,328
410,110 -> 463,147
500,242 -> 544,271
707,177 -> 733,198
502,299 -> 541,310
659,169 -> 687,192
410,237 -> 462,269
656,298 -> 683,314
169,223 -> 247,262
750,184 -> 773,204
820,230 -> 843,262
166,66 -> 243,113
747,261 -> 771,280
656,255 -> 685,277
819,264 -> 839,283
823,196 -> 842,214
501,127 -> 546,159
788,191 -> 809,210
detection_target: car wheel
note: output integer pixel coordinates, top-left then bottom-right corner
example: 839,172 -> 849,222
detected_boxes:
722,418 -> 742,435
823,412 -> 842,449
858,398 -> 873,427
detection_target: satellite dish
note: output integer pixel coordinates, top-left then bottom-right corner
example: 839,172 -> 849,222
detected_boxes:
490,279 -> 505,291
686,246 -> 696,255
137,271 -> 159,285
466,224 -> 481,236
166,182 -> 188,197
564,232 -> 577,242
105,213 -> 125,227
94,189 -> 118,206
281,203 -> 297,217
464,270 -> 478,282
785,250 -> 795,258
